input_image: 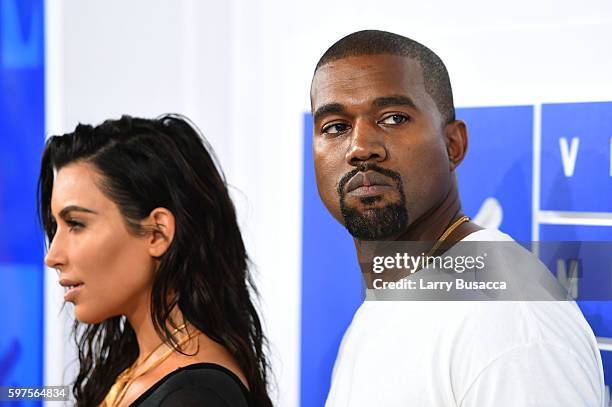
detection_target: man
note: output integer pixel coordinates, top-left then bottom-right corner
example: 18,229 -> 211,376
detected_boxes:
310,30 -> 605,406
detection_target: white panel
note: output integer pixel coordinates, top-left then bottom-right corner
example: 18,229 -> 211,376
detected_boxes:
43,0 -> 66,397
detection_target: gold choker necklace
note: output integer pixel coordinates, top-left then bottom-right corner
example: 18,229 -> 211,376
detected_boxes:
103,324 -> 201,407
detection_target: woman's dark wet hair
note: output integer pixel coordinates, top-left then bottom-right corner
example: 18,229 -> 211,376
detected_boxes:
37,114 -> 273,406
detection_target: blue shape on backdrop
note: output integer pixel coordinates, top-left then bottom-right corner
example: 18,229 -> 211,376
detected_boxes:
0,0 -> 44,404
0,0 -> 45,262
541,102 -> 612,213
0,266 -> 43,399
538,105 -> 612,391
1,0 -> 44,68
539,224 -> 612,339
456,106 -> 533,241
301,113 -> 364,407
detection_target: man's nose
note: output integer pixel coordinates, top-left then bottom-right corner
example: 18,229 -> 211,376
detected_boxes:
345,118 -> 387,166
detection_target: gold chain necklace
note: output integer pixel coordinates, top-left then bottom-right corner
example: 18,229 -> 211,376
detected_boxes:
425,215 -> 470,258
103,324 -> 201,407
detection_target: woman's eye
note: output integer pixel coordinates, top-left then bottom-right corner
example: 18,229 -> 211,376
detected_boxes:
66,220 -> 84,231
322,123 -> 350,135
380,114 -> 409,125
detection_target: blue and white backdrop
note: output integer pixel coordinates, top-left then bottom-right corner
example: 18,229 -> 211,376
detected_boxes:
1,1 -> 612,406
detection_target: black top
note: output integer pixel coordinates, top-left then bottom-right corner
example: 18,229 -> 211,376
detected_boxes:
131,363 -> 251,407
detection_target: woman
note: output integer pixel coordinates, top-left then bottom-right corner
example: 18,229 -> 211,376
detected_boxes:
37,114 -> 273,406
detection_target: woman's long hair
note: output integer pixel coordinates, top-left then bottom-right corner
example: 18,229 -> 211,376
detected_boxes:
37,115 -> 272,406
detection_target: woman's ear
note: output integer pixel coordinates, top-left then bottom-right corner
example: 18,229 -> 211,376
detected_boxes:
444,120 -> 468,171
144,208 -> 176,258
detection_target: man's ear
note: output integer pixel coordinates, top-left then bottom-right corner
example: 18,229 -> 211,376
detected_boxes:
143,208 -> 176,258
444,120 -> 468,171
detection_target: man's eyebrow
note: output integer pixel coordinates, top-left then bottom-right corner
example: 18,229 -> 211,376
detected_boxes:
373,95 -> 418,110
313,102 -> 345,123
57,205 -> 98,219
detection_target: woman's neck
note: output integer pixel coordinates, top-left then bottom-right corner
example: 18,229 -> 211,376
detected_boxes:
125,293 -> 188,366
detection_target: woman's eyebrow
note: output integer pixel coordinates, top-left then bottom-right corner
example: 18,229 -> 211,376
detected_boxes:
58,205 -> 98,219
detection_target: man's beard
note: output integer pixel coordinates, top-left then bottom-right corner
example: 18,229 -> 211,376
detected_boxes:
338,165 -> 409,240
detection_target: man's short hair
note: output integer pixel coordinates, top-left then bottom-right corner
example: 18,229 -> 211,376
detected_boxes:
315,30 -> 455,125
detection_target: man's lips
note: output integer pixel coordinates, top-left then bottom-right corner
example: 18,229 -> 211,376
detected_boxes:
345,171 -> 395,198
348,184 -> 395,197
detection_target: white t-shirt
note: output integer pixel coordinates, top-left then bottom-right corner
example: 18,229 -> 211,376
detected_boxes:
325,229 -> 606,407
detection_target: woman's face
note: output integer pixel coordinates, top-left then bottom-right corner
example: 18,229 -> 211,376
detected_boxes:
44,162 -> 156,324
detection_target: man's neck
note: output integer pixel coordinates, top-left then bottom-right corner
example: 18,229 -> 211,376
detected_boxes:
354,181 -> 482,275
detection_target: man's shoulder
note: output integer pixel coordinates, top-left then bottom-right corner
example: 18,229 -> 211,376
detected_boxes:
452,301 -> 590,343
460,228 -> 514,242
352,300 -> 596,358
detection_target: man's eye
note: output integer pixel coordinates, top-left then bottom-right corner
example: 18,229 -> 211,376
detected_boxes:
322,123 -> 350,135
380,114 -> 409,125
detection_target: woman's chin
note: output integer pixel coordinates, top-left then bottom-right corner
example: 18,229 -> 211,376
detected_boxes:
74,307 -> 112,325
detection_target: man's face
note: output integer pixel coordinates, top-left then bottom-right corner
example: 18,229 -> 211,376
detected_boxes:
311,54 -> 451,240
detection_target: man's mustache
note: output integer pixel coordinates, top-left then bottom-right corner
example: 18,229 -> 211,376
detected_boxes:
337,163 -> 403,196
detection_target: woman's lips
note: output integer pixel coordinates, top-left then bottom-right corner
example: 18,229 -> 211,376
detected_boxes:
64,283 -> 83,302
